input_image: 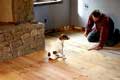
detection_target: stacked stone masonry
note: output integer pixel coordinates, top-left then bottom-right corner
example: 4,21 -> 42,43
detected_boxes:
0,23 -> 45,61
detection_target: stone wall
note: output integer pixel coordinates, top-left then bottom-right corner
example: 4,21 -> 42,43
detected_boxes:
0,0 -> 34,22
0,23 -> 45,61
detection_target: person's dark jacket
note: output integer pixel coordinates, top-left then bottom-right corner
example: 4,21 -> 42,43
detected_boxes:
86,14 -> 114,47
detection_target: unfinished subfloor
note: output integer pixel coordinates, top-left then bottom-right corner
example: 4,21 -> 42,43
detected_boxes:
0,32 -> 120,80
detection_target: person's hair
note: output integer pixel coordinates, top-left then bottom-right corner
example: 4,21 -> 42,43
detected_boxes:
91,10 -> 101,18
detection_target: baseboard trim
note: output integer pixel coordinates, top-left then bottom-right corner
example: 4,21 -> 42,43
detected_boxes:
45,26 -> 85,34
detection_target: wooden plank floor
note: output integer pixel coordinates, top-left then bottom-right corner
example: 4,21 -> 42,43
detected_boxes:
0,32 -> 120,80
45,32 -> 120,80
0,50 -> 88,80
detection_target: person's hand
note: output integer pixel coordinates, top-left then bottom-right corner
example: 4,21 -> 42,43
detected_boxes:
84,31 -> 87,37
88,45 -> 103,51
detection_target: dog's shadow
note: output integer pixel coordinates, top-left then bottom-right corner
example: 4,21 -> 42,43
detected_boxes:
48,58 -> 66,63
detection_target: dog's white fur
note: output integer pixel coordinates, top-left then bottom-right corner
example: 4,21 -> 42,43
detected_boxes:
48,39 -> 64,59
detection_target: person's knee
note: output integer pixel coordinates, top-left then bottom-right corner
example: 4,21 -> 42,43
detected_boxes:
87,35 -> 99,42
87,36 -> 94,42
87,31 -> 100,42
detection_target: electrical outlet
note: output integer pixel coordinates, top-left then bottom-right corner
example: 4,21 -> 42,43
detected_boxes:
44,18 -> 47,23
85,4 -> 89,8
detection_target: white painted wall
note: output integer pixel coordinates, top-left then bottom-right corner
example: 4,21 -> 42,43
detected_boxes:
33,0 -> 70,30
70,0 -> 120,30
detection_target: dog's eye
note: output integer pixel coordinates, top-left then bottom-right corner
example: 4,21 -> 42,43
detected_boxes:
53,51 -> 57,54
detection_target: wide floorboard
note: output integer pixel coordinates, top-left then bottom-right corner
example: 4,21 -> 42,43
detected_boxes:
0,32 -> 120,80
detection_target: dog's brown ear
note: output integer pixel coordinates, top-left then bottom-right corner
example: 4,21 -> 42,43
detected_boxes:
64,35 -> 70,40
59,34 -> 70,40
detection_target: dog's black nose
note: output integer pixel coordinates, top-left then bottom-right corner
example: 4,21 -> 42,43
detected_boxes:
48,52 -> 51,56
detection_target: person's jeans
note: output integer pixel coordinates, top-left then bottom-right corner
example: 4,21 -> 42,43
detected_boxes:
87,30 -> 100,42
87,30 -> 119,46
